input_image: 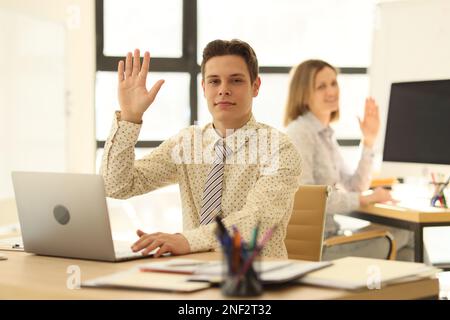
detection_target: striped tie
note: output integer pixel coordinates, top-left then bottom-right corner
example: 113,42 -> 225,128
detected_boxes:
199,140 -> 232,225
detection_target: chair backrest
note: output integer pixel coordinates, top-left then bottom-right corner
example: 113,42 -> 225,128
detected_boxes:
285,185 -> 328,261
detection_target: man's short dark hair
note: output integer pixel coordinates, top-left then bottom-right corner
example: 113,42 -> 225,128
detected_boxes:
201,39 -> 259,83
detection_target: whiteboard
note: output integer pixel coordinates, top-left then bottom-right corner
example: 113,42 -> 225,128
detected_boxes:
370,0 -> 450,152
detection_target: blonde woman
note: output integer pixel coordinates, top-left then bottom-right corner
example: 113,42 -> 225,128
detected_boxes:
284,59 -> 412,260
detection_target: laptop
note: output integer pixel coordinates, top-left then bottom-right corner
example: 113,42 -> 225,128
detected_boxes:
11,171 -> 157,262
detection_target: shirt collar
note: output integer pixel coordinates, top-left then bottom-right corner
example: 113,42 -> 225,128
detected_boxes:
303,111 -> 334,137
202,114 -> 258,154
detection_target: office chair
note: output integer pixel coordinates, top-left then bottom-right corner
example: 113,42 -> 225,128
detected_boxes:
285,185 -> 397,261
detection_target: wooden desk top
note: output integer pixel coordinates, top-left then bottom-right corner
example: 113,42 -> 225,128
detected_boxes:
357,203 -> 450,224
0,251 -> 438,300
0,197 -> 440,299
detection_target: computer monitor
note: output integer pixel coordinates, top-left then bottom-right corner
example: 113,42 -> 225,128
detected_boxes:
381,79 -> 450,178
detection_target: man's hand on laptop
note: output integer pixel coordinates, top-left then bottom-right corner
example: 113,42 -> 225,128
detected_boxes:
131,229 -> 190,258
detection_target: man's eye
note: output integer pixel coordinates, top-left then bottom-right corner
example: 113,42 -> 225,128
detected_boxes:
233,79 -> 243,83
209,80 -> 219,84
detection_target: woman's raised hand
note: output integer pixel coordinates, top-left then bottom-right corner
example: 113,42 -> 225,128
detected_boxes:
358,97 -> 380,148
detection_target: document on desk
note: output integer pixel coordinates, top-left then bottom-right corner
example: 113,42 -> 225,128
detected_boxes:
141,258 -> 333,285
82,259 -> 333,292
296,256 -> 441,291
82,267 -> 211,293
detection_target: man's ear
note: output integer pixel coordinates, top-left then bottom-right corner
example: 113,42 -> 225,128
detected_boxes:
201,79 -> 206,97
252,76 -> 261,97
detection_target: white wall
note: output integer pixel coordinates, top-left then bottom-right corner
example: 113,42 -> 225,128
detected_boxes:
370,0 -> 450,158
0,10 -> 66,197
0,0 -> 95,198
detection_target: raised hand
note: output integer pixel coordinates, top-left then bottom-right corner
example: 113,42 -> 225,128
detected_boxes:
118,49 -> 165,123
358,97 -> 380,148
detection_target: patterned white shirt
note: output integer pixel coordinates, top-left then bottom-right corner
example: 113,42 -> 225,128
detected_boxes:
101,112 -> 302,258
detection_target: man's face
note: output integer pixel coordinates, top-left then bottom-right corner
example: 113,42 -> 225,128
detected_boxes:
202,55 -> 260,128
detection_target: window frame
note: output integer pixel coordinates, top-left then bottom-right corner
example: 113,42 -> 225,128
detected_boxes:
95,0 -> 366,149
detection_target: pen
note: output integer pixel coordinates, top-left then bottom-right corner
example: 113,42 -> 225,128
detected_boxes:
215,215 -> 230,238
214,216 -> 234,272
232,226 -> 241,274
439,175 -> 450,193
236,225 -> 277,284
250,221 -> 260,251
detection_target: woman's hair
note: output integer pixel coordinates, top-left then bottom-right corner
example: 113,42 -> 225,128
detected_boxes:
201,39 -> 259,83
283,59 -> 339,126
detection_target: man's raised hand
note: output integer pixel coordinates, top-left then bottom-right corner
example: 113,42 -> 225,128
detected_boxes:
118,49 -> 164,123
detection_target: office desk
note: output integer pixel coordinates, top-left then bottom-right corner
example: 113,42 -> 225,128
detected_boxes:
350,204 -> 450,262
0,250 -> 438,300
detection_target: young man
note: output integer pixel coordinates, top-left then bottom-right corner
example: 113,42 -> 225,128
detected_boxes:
101,39 -> 301,258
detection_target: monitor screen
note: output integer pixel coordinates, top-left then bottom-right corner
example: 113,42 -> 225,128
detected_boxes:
383,79 -> 450,165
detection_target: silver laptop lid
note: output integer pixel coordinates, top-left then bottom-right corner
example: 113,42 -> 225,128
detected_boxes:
11,171 -> 117,261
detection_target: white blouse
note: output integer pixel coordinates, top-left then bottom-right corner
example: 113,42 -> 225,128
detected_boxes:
286,111 -> 375,236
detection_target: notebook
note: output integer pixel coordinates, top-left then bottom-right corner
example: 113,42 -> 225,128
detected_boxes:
138,258 -> 332,285
82,258 -> 333,292
82,267 -> 210,293
296,256 -> 441,290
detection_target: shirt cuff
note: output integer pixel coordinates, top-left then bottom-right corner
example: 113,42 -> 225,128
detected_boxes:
361,145 -> 375,159
348,191 -> 361,210
109,111 -> 142,146
181,224 -> 219,253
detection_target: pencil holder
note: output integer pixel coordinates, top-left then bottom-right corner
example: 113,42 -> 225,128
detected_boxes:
221,246 -> 263,297
430,182 -> 448,208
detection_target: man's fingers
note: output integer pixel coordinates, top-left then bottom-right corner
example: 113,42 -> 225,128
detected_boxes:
132,232 -> 165,252
139,51 -> 150,84
154,243 -> 171,258
131,230 -> 146,249
132,234 -> 152,251
133,237 -> 152,252
118,60 -> 124,82
147,79 -> 165,101
125,52 -> 132,78
132,49 -> 140,77
142,239 -> 163,256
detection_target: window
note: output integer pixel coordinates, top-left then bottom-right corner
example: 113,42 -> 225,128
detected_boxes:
95,71 -> 190,141
198,0 -> 375,67
103,0 -> 183,57
96,0 -> 376,158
